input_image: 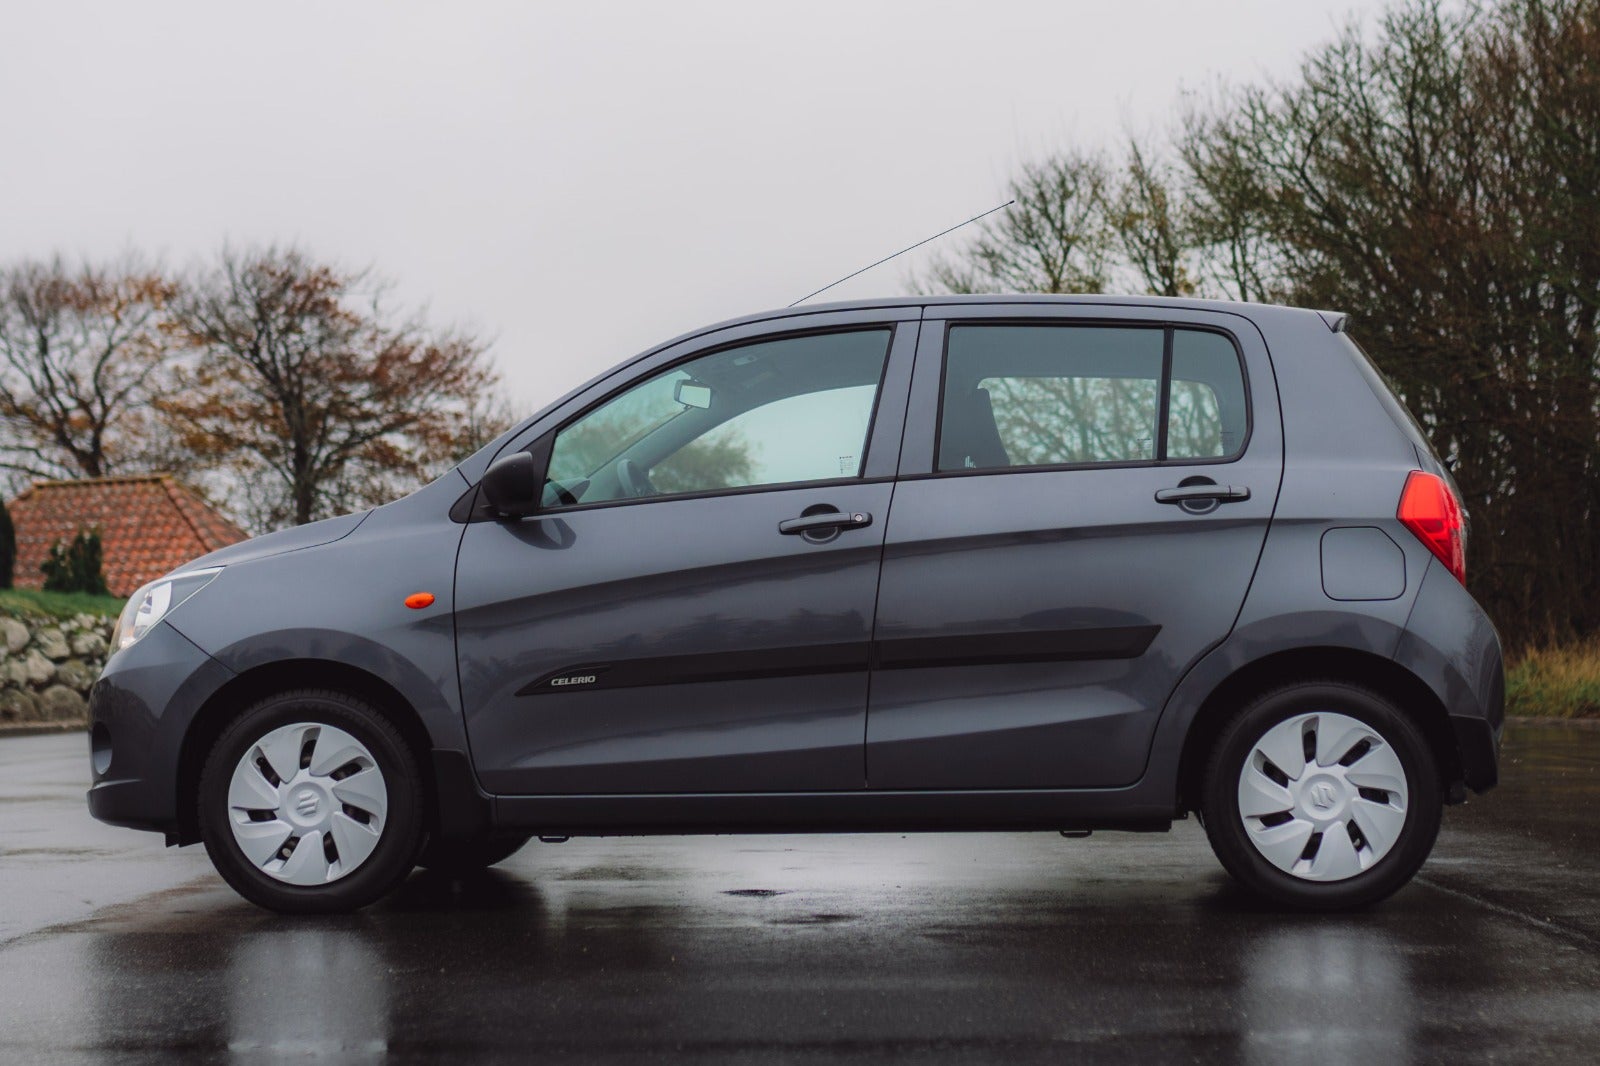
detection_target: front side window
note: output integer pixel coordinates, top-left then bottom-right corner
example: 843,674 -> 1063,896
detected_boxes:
937,323 -> 1247,472
545,329 -> 891,507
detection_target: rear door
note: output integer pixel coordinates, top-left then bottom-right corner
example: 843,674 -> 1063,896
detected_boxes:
866,303 -> 1283,789
457,311 -> 917,795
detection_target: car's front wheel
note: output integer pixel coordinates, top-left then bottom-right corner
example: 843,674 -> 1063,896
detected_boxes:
198,690 -> 424,913
1201,681 -> 1443,910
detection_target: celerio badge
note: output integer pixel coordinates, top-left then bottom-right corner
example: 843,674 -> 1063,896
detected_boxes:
516,667 -> 609,697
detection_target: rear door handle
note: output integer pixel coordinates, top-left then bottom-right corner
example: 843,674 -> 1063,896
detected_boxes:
1154,485 -> 1251,504
778,511 -> 872,535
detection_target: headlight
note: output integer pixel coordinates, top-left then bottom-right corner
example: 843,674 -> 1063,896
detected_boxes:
112,567 -> 224,652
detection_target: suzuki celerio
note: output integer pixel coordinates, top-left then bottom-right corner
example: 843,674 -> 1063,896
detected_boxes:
88,296 -> 1503,913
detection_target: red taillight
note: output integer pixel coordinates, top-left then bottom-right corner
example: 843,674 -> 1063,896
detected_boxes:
1397,470 -> 1466,585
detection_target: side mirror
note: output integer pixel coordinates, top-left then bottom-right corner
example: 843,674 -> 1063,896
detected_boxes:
481,452 -> 541,518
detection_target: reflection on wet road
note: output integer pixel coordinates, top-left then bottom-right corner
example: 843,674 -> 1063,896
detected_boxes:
1,723 -> 1597,1063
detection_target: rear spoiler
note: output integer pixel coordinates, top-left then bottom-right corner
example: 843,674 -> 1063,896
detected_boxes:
1315,309 -> 1350,333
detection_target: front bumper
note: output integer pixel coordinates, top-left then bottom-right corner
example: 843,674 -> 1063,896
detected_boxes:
86,621 -> 233,835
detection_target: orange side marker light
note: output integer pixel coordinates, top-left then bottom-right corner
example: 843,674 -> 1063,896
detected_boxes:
405,592 -> 436,610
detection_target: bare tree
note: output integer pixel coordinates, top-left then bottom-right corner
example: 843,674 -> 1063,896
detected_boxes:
0,255 -> 176,482
1109,142 -> 1200,297
1177,0 -> 1600,646
916,145 -> 1209,298
916,0 -> 1600,647
1175,91 -> 1288,304
164,246 -> 499,529
455,391 -> 517,461
915,151 -> 1115,294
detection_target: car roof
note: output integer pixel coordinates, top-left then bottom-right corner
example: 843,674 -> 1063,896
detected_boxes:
672,293 -> 1345,347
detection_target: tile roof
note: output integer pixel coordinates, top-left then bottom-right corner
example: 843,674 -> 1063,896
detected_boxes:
8,475 -> 248,598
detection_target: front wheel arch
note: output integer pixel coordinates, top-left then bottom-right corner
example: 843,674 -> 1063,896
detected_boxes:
1176,647 -> 1461,815
176,659 -> 438,846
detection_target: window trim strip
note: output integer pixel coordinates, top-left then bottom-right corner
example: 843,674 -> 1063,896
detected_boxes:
929,318 -> 1253,477
1156,326 -> 1174,461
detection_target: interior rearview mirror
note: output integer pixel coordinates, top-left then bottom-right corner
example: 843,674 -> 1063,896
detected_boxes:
481,451 -> 541,518
675,380 -> 713,409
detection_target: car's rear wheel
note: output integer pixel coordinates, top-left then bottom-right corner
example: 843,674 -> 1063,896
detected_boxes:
1201,681 -> 1442,910
198,690 -> 424,913
416,833 -> 531,874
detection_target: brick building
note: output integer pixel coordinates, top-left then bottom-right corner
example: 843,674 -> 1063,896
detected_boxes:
8,475 -> 248,598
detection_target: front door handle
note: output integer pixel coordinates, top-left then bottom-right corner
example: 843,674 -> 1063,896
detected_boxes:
778,510 -> 872,535
1155,484 -> 1251,505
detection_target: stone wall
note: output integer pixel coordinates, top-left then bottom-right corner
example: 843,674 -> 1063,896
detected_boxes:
0,613 -> 114,725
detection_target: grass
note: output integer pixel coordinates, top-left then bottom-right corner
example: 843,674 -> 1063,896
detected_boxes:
1506,637 -> 1600,719
0,587 -> 124,621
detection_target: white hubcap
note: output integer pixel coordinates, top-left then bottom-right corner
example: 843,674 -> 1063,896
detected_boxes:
227,722 -> 388,886
1236,712 -> 1409,882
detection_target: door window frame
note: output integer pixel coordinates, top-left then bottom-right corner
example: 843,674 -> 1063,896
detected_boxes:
899,308 -> 1256,481
472,312 -> 919,517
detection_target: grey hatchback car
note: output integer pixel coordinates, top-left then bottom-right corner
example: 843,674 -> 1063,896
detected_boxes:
87,295 -> 1503,913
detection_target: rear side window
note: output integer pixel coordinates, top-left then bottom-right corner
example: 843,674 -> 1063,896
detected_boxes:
937,323 -> 1247,472
1168,329 -> 1248,460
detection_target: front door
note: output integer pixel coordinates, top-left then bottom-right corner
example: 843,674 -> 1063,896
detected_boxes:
866,307 -> 1283,789
457,321 -> 915,795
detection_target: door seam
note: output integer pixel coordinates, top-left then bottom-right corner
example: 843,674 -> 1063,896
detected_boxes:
861,314 -> 924,787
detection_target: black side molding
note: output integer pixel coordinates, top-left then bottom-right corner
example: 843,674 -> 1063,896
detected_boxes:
515,625 -> 1161,696
516,645 -> 864,697
874,626 -> 1159,670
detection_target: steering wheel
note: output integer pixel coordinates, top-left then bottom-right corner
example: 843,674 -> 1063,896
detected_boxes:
615,458 -> 657,499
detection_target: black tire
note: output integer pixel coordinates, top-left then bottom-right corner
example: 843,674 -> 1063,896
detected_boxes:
198,689 -> 425,914
1200,680 -> 1443,911
416,833 -> 531,874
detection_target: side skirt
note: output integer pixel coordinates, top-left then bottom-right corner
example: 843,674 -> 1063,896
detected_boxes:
493,789 -> 1174,837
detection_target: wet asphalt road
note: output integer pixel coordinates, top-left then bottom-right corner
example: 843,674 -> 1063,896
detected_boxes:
1,723 -> 1598,1064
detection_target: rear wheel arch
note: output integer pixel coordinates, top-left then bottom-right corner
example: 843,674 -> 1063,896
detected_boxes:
1176,647 -> 1461,814
175,659 -> 437,845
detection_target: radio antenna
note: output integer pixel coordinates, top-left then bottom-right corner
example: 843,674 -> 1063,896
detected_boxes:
787,199 -> 1015,307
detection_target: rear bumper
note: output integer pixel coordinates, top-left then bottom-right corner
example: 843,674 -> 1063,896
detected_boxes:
1395,560 -> 1505,794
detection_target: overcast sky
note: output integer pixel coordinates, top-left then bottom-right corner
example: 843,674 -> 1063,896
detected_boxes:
1,0 -> 1391,411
